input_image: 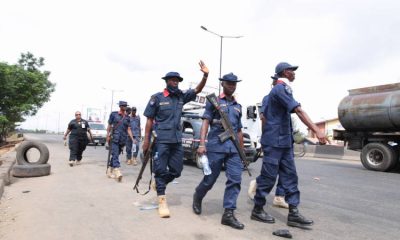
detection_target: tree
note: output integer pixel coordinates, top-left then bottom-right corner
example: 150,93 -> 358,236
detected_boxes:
0,52 -> 55,144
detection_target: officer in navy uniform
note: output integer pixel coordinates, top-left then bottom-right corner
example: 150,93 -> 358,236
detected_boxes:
106,101 -> 134,182
64,111 -> 93,167
248,74 -> 289,209
251,62 -> 328,228
143,60 -> 209,218
125,106 -> 141,165
192,73 -> 245,230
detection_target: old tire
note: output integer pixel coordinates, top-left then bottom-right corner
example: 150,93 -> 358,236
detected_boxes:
12,164 -> 51,178
361,143 -> 397,172
16,141 -> 50,165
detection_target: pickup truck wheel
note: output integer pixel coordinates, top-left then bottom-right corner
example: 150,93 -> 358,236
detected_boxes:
195,153 -> 203,169
361,143 -> 397,172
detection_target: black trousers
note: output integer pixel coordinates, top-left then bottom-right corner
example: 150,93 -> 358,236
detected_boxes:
69,137 -> 88,161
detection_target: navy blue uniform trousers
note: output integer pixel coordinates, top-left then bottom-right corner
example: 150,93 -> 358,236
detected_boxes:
153,142 -> 183,195
195,151 -> 242,210
254,145 -> 300,207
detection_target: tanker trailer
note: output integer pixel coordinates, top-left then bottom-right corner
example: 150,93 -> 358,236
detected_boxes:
333,83 -> 400,172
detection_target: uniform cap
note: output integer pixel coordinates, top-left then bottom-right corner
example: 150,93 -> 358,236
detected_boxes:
162,72 -> 183,82
118,101 -> 128,106
275,62 -> 298,74
131,106 -> 137,111
219,72 -> 242,82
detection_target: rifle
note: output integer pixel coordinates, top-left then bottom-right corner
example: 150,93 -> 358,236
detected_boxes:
206,93 -> 251,176
133,131 -> 157,195
106,126 -> 114,173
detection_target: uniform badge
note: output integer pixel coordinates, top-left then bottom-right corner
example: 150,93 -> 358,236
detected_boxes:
160,101 -> 170,106
149,96 -> 156,106
285,85 -> 292,94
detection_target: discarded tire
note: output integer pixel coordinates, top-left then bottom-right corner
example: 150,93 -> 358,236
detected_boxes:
12,164 -> 51,178
16,141 -> 50,165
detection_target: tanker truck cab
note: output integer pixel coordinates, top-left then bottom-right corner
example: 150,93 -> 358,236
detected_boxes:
333,83 -> 400,172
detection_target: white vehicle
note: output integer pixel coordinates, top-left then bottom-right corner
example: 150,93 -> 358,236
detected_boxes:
242,103 -> 263,156
87,121 -> 107,146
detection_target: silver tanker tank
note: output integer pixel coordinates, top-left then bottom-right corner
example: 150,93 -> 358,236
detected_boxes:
338,83 -> 400,132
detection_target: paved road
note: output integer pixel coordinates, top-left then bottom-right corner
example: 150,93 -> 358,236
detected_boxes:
0,134 -> 399,240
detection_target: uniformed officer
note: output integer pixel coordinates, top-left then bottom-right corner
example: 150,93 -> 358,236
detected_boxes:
192,72 -> 245,230
126,106 -> 141,165
63,111 -> 93,167
251,62 -> 328,228
248,74 -> 289,209
106,101 -> 134,182
142,60 -> 209,218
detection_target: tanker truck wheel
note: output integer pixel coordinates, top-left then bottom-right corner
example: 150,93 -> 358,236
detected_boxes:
361,143 -> 397,172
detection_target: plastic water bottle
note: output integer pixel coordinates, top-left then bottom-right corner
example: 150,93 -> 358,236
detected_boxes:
132,143 -> 136,154
200,155 -> 212,175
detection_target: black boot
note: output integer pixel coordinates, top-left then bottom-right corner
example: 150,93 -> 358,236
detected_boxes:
251,205 -> 275,223
221,209 -> 244,230
192,192 -> 202,215
287,206 -> 314,228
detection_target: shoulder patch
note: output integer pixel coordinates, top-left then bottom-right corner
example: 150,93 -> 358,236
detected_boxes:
149,96 -> 156,106
284,85 -> 292,94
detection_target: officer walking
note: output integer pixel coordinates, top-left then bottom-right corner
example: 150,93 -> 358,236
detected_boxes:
106,101 -> 134,182
192,73 -> 245,230
248,74 -> 289,209
63,111 -> 93,167
142,60 -> 209,218
251,62 -> 329,228
126,106 -> 141,165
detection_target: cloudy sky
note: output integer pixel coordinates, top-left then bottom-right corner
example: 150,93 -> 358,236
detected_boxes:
1,0 -> 399,133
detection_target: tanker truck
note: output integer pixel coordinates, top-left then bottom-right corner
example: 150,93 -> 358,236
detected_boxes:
333,83 -> 400,172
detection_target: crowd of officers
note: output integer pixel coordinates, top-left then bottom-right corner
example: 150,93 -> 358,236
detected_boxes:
63,60 -> 328,232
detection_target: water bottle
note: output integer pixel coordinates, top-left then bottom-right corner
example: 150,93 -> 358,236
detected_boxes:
200,155 -> 212,175
132,143 -> 136,155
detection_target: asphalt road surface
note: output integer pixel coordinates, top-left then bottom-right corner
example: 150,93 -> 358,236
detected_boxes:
0,134 -> 399,240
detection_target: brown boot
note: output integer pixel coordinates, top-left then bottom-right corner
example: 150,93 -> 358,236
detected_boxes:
158,195 -> 170,218
106,167 -> 115,178
126,158 -> 132,165
113,168 -> 123,182
132,157 -> 138,166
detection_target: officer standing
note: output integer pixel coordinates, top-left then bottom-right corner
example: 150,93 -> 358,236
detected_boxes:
192,73 -> 245,230
126,106 -> 141,165
251,62 -> 328,228
63,111 -> 93,167
142,60 -> 209,218
106,101 -> 134,182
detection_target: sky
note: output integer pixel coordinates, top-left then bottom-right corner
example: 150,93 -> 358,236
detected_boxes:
1,0 -> 399,133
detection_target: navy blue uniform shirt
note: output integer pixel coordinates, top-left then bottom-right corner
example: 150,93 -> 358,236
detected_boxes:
203,94 -> 243,153
108,111 -> 130,139
261,81 -> 300,148
129,115 -> 141,137
144,88 -> 196,143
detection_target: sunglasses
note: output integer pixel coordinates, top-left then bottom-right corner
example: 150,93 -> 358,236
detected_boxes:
75,114 -> 81,116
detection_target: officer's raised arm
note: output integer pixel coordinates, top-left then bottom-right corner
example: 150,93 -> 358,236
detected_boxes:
194,60 -> 209,94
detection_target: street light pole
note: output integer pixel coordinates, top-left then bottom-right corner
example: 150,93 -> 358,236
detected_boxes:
102,87 -> 123,116
201,26 -> 243,94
